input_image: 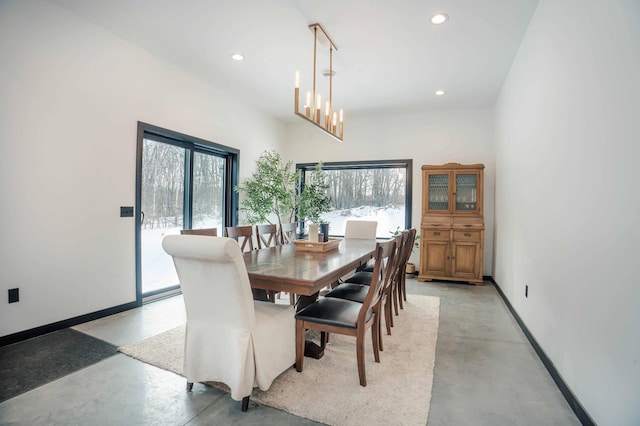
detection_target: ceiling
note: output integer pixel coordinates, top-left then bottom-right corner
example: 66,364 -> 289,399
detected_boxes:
51,0 -> 539,122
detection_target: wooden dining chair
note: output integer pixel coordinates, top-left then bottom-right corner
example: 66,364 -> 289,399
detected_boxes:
256,224 -> 279,249
180,228 -> 218,236
225,225 -> 256,252
162,235 -> 295,412
280,222 -> 299,244
295,239 -> 396,386
324,234 -> 403,350
344,220 -> 378,239
397,228 -> 417,309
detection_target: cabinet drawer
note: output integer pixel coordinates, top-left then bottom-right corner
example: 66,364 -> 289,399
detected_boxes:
453,230 -> 481,241
423,229 -> 450,240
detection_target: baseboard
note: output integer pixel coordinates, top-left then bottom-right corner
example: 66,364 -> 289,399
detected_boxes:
489,277 -> 595,426
0,300 -> 139,347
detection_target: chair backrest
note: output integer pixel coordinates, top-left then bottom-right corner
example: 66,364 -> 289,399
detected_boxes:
255,224 -> 279,249
180,228 -> 218,236
162,235 -> 255,329
344,220 -> 378,239
358,239 -> 396,323
280,222 -> 298,244
399,229 -> 416,271
386,233 -> 406,292
225,225 -> 256,252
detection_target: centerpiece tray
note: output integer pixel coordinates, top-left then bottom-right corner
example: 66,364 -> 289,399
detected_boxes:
293,238 -> 341,253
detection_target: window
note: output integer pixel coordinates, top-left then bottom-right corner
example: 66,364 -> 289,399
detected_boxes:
296,160 -> 412,238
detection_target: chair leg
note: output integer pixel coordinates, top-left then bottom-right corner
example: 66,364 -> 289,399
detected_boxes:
295,320 -> 305,372
385,299 -> 393,336
376,308 -> 383,352
402,274 -> 408,302
186,381 -> 193,392
398,277 -> 405,310
392,284 -> 400,316
241,396 -> 250,412
373,310 -> 381,362
356,329 -> 367,387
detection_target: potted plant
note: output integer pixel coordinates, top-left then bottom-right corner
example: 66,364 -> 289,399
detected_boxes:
298,163 -> 332,241
235,152 -> 332,241
234,150 -> 299,227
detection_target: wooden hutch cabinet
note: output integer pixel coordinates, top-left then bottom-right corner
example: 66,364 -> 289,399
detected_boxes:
418,163 -> 485,285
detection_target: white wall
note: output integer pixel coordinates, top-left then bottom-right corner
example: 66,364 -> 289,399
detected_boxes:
285,108 -> 496,273
0,0 -> 285,337
494,0 -> 640,424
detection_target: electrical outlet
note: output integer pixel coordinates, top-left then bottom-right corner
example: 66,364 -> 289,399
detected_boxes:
525,285 -> 528,298
8,288 -> 19,303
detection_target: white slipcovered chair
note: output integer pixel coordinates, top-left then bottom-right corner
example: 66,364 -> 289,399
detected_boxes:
162,235 -> 295,411
344,220 -> 378,239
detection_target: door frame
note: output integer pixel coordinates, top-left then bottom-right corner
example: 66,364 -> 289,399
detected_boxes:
135,122 -> 239,304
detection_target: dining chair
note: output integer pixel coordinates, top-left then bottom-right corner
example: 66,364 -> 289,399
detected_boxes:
397,228 -> 417,308
180,228 -> 218,236
161,235 -> 296,412
294,239 -> 395,386
344,220 -> 378,239
255,224 -> 279,249
324,234 -> 403,350
280,222 -> 299,244
361,229 -> 413,314
225,225 -> 256,252
255,223 -> 294,304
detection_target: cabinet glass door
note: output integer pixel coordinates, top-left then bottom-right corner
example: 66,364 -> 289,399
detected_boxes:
454,173 -> 478,212
427,173 -> 449,211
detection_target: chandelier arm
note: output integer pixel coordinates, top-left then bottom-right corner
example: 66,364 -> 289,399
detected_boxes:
312,26 -> 317,121
329,46 -> 333,131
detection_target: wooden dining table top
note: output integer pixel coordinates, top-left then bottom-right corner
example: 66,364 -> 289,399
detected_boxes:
243,238 -> 377,296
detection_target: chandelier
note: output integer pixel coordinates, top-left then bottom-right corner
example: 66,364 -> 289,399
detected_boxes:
294,23 -> 343,142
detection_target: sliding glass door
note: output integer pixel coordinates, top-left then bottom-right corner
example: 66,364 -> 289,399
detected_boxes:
140,139 -> 184,295
136,123 -> 238,300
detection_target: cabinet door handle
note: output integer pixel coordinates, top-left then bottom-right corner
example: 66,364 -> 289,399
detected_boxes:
464,233 -> 471,237
434,232 -> 440,236
464,224 -> 472,227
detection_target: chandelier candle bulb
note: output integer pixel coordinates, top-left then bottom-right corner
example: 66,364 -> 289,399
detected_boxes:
295,71 -> 299,88
316,94 -> 322,123
325,101 -> 330,129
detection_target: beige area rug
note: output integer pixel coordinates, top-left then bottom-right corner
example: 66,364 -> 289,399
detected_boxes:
118,295 -> 440,426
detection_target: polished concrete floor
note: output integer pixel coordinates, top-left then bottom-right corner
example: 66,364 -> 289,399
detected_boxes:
0,279 -> 580,425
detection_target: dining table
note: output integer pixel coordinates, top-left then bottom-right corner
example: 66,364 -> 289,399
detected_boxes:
243,238 -> 377,298
243,237 -> 377,358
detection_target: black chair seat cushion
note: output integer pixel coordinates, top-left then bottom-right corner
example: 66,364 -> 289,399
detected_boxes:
344,271 -> 373,285
295,297 -> 372,328
362,264 -> 374,272
324,283 -> 368,303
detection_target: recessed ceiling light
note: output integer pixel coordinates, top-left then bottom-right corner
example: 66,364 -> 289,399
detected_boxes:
231,53 -> 244,61
435,90 -> 446,96
431,13 -> 449,25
